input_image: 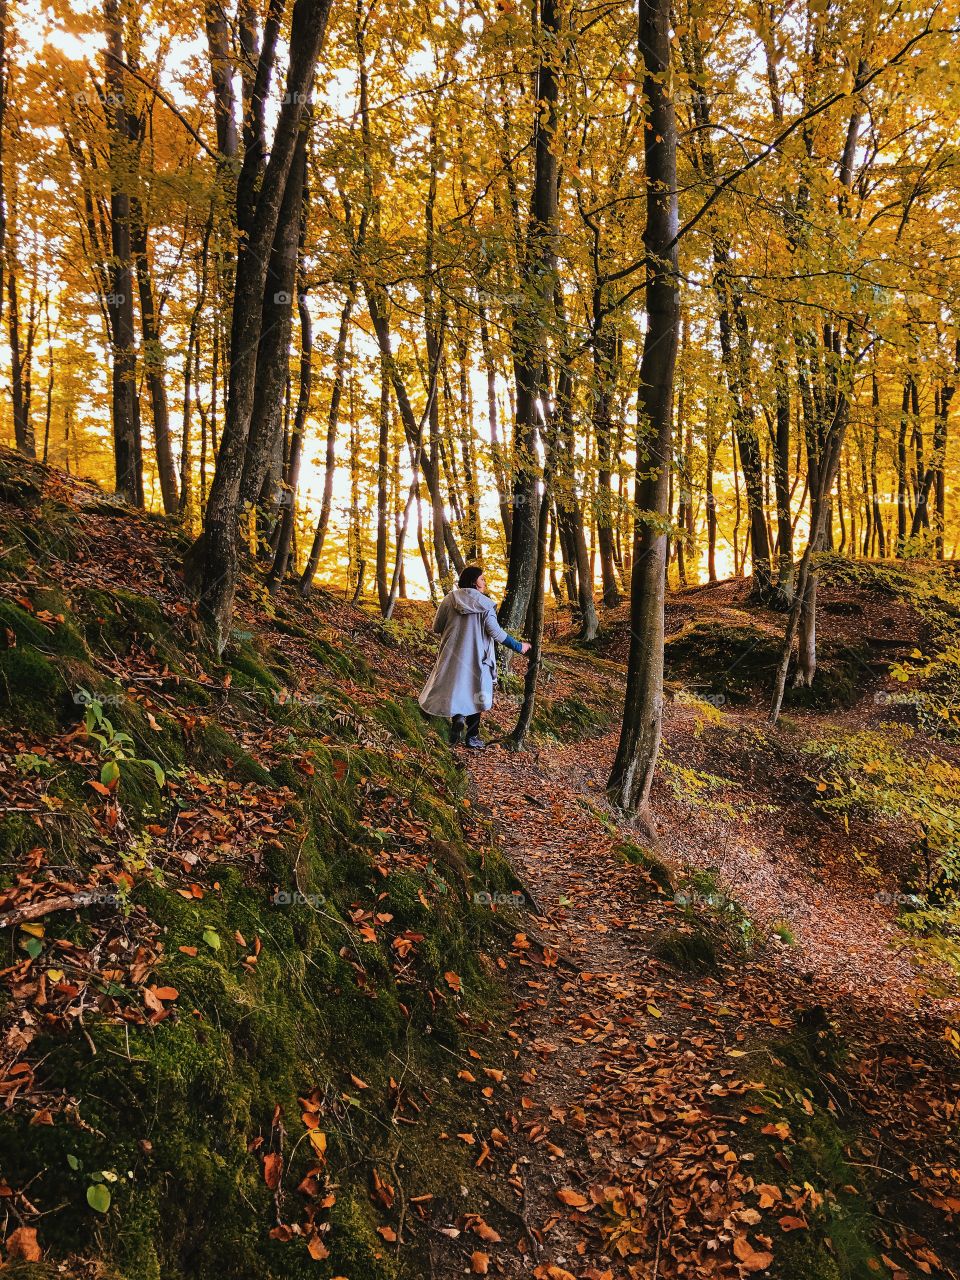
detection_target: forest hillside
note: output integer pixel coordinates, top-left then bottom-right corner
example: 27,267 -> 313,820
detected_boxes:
0,448 -> 958,1280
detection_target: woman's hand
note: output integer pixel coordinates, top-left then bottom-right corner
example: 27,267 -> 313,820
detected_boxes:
520,642 -> 532,655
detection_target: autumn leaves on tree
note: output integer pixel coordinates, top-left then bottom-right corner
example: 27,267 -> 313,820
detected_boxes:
3,0 -> 960,814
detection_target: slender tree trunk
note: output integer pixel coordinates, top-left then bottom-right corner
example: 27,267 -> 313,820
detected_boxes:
375,357 -> 391,613
300,288 -> 355,593
608,0 -> 680,821
268,278 -> 312,590
772,347 -> 793,595
592,305 -> 622,606
6,260 -> 35,458
896,374 -> 911,554
911,342 -> 957,544
132,203 -> 178,512
479,304 -> 513,550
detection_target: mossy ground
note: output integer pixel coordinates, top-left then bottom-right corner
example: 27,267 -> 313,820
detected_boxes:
0,449 -> 520,1279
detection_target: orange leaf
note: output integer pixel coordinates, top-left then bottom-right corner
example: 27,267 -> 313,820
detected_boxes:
5,1227 -> 42,1261
471,1251 -> 490,1274
263,1152 -> 283,1190
733,1235 -> 774,1272
556,1188 -> 589,1208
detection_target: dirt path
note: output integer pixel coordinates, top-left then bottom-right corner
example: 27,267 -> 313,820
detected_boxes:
453,722 -> 960,1280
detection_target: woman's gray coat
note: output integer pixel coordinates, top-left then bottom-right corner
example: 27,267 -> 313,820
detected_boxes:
418,588 -> 513,718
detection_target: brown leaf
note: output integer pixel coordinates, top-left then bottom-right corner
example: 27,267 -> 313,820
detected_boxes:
263,1152 -> 283,1190
556,1188 -> 590,1208
5,1227 -> 42,1261
733,1235 -> 775,1272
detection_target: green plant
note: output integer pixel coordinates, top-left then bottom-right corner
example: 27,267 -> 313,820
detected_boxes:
79,690 -> 166,792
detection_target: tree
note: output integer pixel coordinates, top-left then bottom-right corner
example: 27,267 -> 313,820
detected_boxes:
607,0 -> 680,821
197,0 -> 334,652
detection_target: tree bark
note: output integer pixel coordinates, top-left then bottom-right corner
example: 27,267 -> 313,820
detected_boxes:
268,278 -> 312,590
132,202 -> 178,512
197,0 -> 332,652
103,0 -> 143,505
608,0 -> 680,821
499,0 -> 561,633
300,287 -> 355,593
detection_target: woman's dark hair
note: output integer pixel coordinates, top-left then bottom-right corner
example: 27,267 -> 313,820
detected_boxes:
458,565 -> 484,590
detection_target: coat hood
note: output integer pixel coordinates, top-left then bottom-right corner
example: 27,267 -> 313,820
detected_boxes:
450,587 -> 490,615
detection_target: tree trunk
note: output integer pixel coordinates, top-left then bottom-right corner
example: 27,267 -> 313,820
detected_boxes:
197,0 -> 332,652
375,357 -> 391,613
268,279 -> 312,590
132,202 -> 178,513
608,0 -> 680,822
499,0 -> 561,633
6,259 -> 36,458
300,287 -> 355,593
104,0 -> 143,506
240,117 -> 310,515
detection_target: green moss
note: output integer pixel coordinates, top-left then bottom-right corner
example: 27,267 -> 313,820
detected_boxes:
533,693 -> 616,741
0,460 -> 516,1280
326,1190 -> 399,1279
226,641 -> 282,692
746,1017 -> 893,1280
311,635 -> 371,683
653,924 -> 720,973
372,696 -> 430,747
0,644 -> 63,733
198,721 -> 275,785
665,620 -> 870,709
614,839 -> 675,894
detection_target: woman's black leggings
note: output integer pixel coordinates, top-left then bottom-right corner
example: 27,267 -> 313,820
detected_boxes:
453,712 -> 482,735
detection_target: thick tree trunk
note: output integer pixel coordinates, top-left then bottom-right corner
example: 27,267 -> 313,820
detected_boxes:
608,0 -> 680,822
197,0 -> 332,652
240,119 -> 310,515
104,0 -> 143,506
499,0 -> 561,633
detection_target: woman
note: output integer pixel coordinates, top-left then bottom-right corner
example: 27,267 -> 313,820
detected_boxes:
419,566 -> 530,748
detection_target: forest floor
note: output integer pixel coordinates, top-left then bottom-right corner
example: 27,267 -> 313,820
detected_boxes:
0,447 -> 958,1280
420,577 -> 960,1280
